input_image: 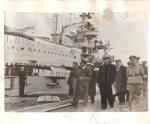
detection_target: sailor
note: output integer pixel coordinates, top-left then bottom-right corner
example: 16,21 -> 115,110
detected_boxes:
97,56 -> 116,110
87,62 -> 97,104
18,66 -> 27,97
78,60 -> 92,106
10,63 -> 17,76
113,59 -> 127,105
27,64 -> 33,76
5,63 -> 10,76
14,63 -> 20,76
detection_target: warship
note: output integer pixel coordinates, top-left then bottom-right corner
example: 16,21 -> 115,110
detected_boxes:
4,13 -> 112,96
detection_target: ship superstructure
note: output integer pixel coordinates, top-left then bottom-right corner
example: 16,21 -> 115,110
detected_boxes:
4,13 -> 113,96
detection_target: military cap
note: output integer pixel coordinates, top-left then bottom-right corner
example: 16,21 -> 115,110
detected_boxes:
129,55 -> 140,60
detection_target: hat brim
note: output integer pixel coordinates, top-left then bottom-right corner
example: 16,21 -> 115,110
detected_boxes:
115,60 -> 121,62
103,57 -> 110,60
87,63 -> 94,66
129,56 -> 140,60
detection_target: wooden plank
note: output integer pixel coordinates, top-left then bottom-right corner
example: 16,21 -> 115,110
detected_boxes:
13,99 -> 72,112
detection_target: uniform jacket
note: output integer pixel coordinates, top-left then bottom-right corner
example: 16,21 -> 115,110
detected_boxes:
126,64 -> 144,84
64,66 -> 79,96
78,66 -> 92,81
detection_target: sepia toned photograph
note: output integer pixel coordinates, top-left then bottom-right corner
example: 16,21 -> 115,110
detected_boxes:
4,11 -> 148,112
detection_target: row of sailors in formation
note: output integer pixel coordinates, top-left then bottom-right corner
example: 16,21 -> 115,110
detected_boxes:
4,58 -> 148,78
4,63 -> 69,77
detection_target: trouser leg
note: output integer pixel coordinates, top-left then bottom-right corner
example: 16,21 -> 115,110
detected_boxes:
19,82 -> 25,97
107,87 -> 114,108
100,87 -> 107,110
83,81 -> 89,105
72,78 -> 77,97
72,81 -> 79,106
118,91 -> 125,104
122,91 -> 126,103
91,96 -> 95,103
125,90 -> 129,101
116,92 -> 121,103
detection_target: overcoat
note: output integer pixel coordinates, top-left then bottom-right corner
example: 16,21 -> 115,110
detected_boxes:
88,69 -> 97,96
115,65 -> 127,92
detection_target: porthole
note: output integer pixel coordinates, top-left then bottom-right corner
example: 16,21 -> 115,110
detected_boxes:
21,47 -> 24,50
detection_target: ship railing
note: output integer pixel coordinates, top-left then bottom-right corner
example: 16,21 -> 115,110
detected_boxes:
33,67 -> 70,78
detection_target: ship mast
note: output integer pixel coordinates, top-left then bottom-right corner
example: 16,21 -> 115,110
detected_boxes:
54,14 -> 58,34
78,13 -> 98,62
75,13 -> 113,63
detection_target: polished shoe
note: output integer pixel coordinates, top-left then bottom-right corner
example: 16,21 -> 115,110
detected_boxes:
118,102 -> 125,105
71,102 -> 78,107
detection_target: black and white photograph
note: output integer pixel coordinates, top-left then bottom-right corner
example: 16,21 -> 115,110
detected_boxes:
4,11 -> 148,112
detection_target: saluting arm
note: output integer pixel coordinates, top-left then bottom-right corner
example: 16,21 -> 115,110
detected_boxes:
61,65 -> 73,70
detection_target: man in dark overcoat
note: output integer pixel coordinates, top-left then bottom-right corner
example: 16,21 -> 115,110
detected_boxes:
113,59 -> 127,105
97,56 -> 116,110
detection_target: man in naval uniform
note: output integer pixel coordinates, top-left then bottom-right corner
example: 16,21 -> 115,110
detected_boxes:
97,56 -> 116,110
78,60 -> 92,106
18,67 -> 27,97
113,59 -> 127,105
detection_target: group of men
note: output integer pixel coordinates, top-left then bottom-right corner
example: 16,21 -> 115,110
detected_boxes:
5,55 -> 147,109
64,55 -> 148,110
5,63 -> 52,97
5,63 -> 52,76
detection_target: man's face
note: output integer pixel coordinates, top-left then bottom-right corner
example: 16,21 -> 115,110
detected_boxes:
20,67 -> 24,72
80,62 -> 86,67
73,62 -> 78,68
115,61 -> 121,67
87,64 -> 93,69
103,58 -> 110,65
130,58 -> 137,64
